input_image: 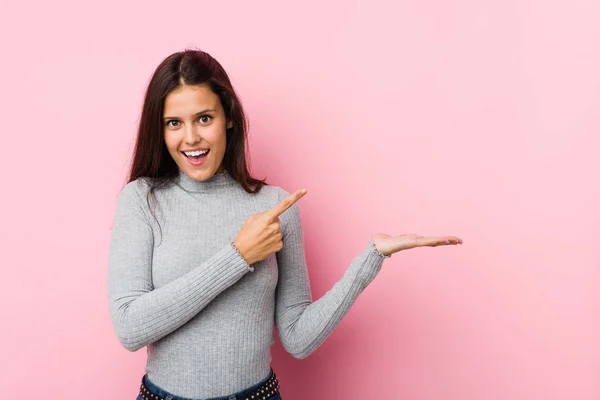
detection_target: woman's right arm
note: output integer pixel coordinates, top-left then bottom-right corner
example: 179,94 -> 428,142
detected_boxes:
107,181 -> 250,352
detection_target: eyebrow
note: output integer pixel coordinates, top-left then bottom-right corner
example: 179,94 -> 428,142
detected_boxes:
163,109 -> 216,120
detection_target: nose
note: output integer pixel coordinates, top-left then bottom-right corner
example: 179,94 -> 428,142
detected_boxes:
183,123 -> 201,144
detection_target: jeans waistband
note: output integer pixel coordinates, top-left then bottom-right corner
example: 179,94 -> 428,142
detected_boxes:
141,368 -> 277,400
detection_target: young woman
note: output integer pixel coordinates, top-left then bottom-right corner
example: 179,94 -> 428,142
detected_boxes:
107,49 -> 463,400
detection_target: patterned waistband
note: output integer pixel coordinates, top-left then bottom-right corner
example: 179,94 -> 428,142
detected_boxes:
139,371 -> 280,400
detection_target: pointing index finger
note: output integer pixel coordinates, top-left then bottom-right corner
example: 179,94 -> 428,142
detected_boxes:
267,189 -> 307,220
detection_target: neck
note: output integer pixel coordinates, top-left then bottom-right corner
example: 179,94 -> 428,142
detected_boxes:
176,168 -> 235,193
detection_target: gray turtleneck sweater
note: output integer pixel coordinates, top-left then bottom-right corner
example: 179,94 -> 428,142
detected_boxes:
107,169 -> 387,398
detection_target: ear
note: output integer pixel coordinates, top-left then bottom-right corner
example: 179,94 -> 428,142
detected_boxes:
226,119 -> 233,129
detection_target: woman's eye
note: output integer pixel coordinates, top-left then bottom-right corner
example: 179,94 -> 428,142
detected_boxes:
165,116 -> 211,128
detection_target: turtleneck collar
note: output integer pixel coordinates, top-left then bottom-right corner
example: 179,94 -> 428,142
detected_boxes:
176,168 -> 236,193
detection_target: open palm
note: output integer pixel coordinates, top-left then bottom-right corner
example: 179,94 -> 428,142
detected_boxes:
371,233 -> 463,256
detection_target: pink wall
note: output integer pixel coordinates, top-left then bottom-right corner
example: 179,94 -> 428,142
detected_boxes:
1,0 -> 599,398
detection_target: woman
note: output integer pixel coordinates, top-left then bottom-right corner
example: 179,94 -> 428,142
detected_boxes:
107,49 -> 462,400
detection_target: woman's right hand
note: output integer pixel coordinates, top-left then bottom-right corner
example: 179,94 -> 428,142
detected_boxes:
233,189 -> 307,265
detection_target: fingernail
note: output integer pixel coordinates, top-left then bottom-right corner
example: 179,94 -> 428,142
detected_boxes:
301,189 -> 307,194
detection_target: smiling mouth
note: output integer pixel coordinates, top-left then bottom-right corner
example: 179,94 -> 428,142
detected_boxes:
183,150 -> 210,160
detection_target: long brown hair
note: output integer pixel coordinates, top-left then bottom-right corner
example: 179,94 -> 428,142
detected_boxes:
127,49 -> 267,223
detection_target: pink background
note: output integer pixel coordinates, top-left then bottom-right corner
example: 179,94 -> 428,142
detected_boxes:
1,0 -> 599,398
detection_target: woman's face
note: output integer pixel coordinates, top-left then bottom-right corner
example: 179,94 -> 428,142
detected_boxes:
163,83 -> 232,181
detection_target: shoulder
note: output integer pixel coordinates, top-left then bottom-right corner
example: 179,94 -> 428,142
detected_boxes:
261,184 -> 302,224
253,184 -> 298,216
259,184 -> 290,201
115,178 -> 153,211
119,178 -> 150,199
111,179 -> 158,227
266,185 -> 304,238
255,184 -> 294,208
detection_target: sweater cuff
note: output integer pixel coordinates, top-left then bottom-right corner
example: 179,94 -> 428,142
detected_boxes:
349,240 -> 388,288
229,242 -> 254,272
369,239 -> 392,259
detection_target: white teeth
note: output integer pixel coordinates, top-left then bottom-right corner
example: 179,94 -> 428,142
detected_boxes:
184,150 -> 208,156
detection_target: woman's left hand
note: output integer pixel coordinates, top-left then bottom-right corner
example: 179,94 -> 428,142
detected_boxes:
371,233 -> 463,256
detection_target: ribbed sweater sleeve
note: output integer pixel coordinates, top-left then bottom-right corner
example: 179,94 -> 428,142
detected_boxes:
107,181 -> 250,351
274,188 -> 387,359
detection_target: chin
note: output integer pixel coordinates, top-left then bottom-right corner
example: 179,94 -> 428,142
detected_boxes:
192,169 -> 215,181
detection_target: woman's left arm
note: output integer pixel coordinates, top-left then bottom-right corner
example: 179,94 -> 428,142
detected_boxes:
273,188 -> 388,359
